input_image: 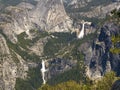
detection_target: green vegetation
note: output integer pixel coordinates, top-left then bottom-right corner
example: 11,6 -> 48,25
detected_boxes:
10,49 -> 20,63
47,63 -> 86,85
111,9 -> 120,19
111,35 -> 120,44
44,31 -> 96,60
38,71 -> 120,90
30,30 -> 49,45
40,81 -> 82,90
17,32 -> 31,49
7,40 -> 40,62
110,9 -> 120,54
15,66 -> 43,90
17,30 -> 49,48
110,48 -> 120,54
110,35 -> 120,54
67,32 -> 96,60
43,32 -> 97,87
95,71 -> 118,90
43,32 -> 76,58
0,30 -> 40,62
15,78 -> 33,90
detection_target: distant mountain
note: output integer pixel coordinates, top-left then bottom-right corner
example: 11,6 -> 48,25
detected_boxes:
64,0 -> 120,19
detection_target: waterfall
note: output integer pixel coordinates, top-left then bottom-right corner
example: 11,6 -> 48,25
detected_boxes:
41,60 -> 47,84
78,23 -> 85,38
77,20 -> 91,39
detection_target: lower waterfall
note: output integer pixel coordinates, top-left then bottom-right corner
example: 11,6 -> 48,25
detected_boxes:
41,60 -> 47,84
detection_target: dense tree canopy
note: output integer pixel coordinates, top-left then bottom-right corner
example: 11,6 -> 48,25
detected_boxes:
38,71 -> 120,90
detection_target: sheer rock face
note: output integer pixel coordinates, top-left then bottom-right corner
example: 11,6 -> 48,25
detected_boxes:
0,34 -> 28,90
46,58 -> 77,79
0,0 -> 73,43
30,0 -> 71,31
79,23 -> 120,80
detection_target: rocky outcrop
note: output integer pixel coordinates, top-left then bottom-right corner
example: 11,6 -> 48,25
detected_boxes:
30,0 -> 72,31
46,58 -> 77,79
79,22 -> 120,80
0,34 -> 28,90
0,0 -> 73,43
29,37 -> 48,56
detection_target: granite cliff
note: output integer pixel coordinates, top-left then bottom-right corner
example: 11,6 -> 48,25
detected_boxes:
0,33 -> 28,90
0,0 -> 73,43
0,0 -> 120,90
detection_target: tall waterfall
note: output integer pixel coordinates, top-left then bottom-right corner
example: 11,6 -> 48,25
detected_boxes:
41,60 -> 47,84
78,20 -> 91,39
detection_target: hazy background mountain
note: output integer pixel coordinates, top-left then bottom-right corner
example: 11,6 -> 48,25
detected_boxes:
64,0 -> 120,21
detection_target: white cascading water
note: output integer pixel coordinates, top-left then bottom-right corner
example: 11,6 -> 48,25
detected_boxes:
78,20 -> 91,39
41,60 -> 47,84
78,23 -> 85,38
